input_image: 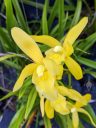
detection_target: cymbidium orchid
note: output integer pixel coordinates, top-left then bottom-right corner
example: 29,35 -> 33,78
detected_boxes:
70,98 -> 96,128
31,17 -> 88,80
44,83 -> 91,118
11,27 -> 63,116
45,85 -> 96,128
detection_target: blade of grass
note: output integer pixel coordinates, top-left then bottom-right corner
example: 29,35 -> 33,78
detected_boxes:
48,0 -> 58,29
9,106 -> 26,128
70,0 -> 82,28
74,55 -> 96,69
0,27 -> 16,51
44,115 -> 52,128
42,0 -> 49,35
58,0 -> 65,39
25,87 -> 37,119
1,60 -> 21,70
0,54 -> 17,62
22,0 -> 75,12
4,0 -> 18,32
76,32 -> 96,56
12,0 -> 31,33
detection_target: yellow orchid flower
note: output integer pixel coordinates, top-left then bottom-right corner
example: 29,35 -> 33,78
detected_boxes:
44,82 -> 91,118
31,17 -> 88,80
11,27 -> 64,116
45,94 -> 70,119
70,96 -> 96,128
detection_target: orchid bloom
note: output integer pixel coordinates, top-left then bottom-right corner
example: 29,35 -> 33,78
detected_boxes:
44,83 -> 91,119
31,17 -> 88,80
11,27 -> 64,116
70,97 -> 96,128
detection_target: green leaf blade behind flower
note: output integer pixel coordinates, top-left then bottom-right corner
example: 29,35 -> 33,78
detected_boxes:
4,0 -> 18,32
24,87 -> 37,119
70,0 -> 82,28
42,0 -> 49,35
12,0 -> 31,34
44,115 -> 52,128
9,106 -> 26,128
74,55 -> 96,69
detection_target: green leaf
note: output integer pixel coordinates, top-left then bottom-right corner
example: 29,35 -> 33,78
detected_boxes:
79,121 -> 84,128
0,54 -> 17,62
4,0 -> 18,32
58,0 -> 65,38
0,91 -> 17,101
84,70 -> 96,78
84,104 -> 96,124
18,77 -> 32,99
44,115 -> 52,128
24,87 -> 37,119
42,0 -> 49,35
55,114 -> 67,128
70,0 -> 82,28
74,55 -> 96,69
50,12 -> 68,36
67,115 -> 73,128
0,27 -> 15,51
12,0 -> 30,33
76,32 -> 96,55
79,104 -> 96,127
48,0 -> 58,29
1,60 -> 21,70
9,106 -> 25,128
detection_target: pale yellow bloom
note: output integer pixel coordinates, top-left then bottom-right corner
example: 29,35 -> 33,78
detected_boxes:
69,96 -> 96,128
11,27 -> 63,116
31,17 -> 88,80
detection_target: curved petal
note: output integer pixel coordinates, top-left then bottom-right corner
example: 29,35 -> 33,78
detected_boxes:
45,100 -> 54,119
72,111 -> 79,128
63,17 -> 88,46
43,58 -> 63,80
13,63 -> 37,92
45,48 -> 65,65
56,65 -> 63,80
75,94 -> 91,108
63,42 -> 74,56
32,70 -> 57,100
65,57 -> 83,80
78,108 -> 96,127
43,58 -> 57,77
31,35 -> 60,47
40,96 -> 44,117
51,94 -> 70,115
56,85 -> 82,101
11,27 -> 43,63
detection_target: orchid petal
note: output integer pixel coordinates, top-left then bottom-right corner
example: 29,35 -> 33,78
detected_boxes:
65,57 -> 83,80
72,110 -> 79,128
56,85 -> 82,101
32,70 -> 57,100
40,96 -> 44,117
51,94 -> 70,115
75,94 -> 91,108
45,48 -> 64,65
45,100 -> 54,119
11,27 -> 43,63
63,17 -> 88,46
31,35 -> 60,47
13,64 -> 37,92
43,58 -> 57,77
63,42 -> 74,56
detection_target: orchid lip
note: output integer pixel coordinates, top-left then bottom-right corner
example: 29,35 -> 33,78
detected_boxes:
53,46 -> 63,52
36,65 -> 45,77
71,108 -> 76,113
